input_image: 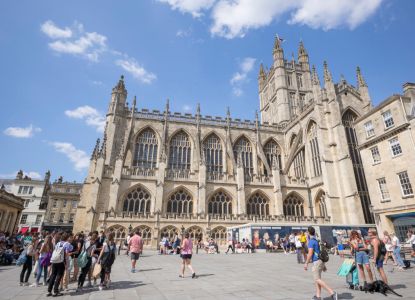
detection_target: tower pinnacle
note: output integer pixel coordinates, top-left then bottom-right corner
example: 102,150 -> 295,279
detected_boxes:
356,66 -> 367,87
323,61 -> 332,82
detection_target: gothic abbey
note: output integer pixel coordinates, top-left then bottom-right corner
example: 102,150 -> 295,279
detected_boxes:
73,37 -> 375,248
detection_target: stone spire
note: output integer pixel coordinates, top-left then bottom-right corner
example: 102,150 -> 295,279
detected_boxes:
272,35 -> 284,67
226,107 -> 231,128
298,40 -> 309,66
312,65 -> 320,86
99,134 -> 107,158
91,138 -> 100,160
113,75 -> 126,93
356,66 -> 367,87
323,61 -> 332,83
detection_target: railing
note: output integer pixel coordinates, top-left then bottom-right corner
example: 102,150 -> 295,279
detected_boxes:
166,169 -> 190,179
122,167 -> 156,177
207,171 -> 224,181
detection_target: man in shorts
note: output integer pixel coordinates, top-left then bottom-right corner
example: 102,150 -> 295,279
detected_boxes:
304,226 -> 338,300
128,230 -> 143,273
369,230 -> 388,284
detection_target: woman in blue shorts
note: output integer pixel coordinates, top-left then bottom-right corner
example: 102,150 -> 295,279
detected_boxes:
350,230 -> 373,289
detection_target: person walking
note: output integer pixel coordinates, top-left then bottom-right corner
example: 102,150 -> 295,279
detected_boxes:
32,235 -> 53,287
179,232 -> 196,278
47,233 -> 67,297
406,230 -> 415,258
128,230 -> 143,273
71,233 -> 83,282
60,233 -> 74,291
350,230 -> 373,289
390,232 -> 406,270
304,226 -> 337,300
76,233 -> 97,292
295,232 -> 304,264
19,236 -> 36,286
98,232 -> 117,290
368,230 -> 388,284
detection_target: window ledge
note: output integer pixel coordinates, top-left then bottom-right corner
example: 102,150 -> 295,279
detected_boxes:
372,162 -> 381,166
392,153 -> 403,159
385,125 -> 395,131
402,194 -> 414,199
380,199 -> 391,203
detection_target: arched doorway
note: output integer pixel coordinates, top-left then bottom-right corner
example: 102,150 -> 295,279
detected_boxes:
107,225 -> 127,243
210,226 -> 227,246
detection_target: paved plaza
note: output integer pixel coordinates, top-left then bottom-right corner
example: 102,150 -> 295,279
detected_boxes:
0,252 -> 414,300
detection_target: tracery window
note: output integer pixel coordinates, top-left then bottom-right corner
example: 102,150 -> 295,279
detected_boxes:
203,134 -> 223,174
264,140 -> 282,172
308,123 -> 322,177
247,193 -> 270,216
107,225 -> 127,243
167,189 -> 193,215
283,195 -> 304,217
211,226 -> 227,245
233,137 -> 253,179
315,192 -> 328,217
160,225 -> 178,240
208,191 -> 232,215
168,131 -> 191,170
134,129 -> 158,169
122,187 -> 151,214
293,150 -> 305,178
186,226 -> 203,243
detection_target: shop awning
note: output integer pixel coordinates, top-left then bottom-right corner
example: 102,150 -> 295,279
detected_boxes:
20,227 -> 29,233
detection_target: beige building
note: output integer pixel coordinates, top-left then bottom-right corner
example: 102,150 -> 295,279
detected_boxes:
43,177 -> 82,232
0,185 -> 25,233
74,38 -> 376,248
355,83 -> 415,240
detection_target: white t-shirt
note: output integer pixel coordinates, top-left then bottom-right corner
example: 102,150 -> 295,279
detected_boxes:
392,236 -> 400,247
408,234 -> 415,245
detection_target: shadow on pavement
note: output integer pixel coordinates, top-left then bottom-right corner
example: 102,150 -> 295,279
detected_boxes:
68,281 -> 146,295
323,292 -> 353,300
195,273 -> 214,278
138,268 -> 162,272
389,284 -> 406,290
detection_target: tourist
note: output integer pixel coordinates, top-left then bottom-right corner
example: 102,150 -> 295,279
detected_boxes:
383,231 -> 394,265
160,235 -> 169,255
128,230 -> 143,273
225,237 -> 235,254
390,232 -> 405,270
179,232 -> 196,278
88,231 -> 102,286
60,233 -> 75,291
125,232 -> 133,255
172,234 -> 180,254
47,233 -> 67,297
288,232 -> 296,253
32,235 -> 52,287
350,230 -> 373,289
295,232 -> 304,263
19,236 -> 36,286
71,233 -> 83,282
368,230 -> 388,284
76,232 -> 97,292
300,231 -> 308,261
98,232 -> 117,290
304,226 -> 337,300
406,230 -> 415,258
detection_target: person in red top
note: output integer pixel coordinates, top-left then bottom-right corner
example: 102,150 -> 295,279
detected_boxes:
179,232 -> 196,279
128,230 -> 143,273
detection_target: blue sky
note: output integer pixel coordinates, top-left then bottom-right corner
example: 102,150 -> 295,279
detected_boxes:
0,0 -> 414,182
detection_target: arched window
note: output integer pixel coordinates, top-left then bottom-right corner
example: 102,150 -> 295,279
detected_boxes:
133,225 -> 152,245
247,193 -> 270,216
134,128 -> 158,169
211,226 -> 227,246
233,136 -> 253,179
122,187 -> 151,214
186,226 -> 203,243
167,189 -> 193,215
293,150 -> 305,178
107,225 -> 127,243
168,131 -> 191,170
203,134 -> 223,174
315,192 -> 328,218
342,110 -> 373,223
264,140 -> 282,172
308,123 -> 322,177
283,195 -> 304,217
208,190 -> 232,216
160,225 -> 178,241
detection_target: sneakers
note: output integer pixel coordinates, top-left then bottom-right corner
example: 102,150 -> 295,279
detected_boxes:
131,268 -> 136,273
46,292 -> 52,297
331,292 -> 338,300
192,273 -> 196,279
30,283 -> 39,287
76,287 -> 83,293
87,281 -> 92,287
106,280 -> 111,288
99,285 -> 104,291
23,282 -> 30,286
19,282 -> 23,286
312,296 -> 321,300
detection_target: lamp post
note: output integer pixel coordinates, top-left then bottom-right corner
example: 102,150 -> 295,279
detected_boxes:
181,225 -> 185,239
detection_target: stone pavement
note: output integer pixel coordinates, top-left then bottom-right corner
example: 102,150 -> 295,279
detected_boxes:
0,251 -> 414,300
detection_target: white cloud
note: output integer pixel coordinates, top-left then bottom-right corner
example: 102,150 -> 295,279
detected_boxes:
40,20 -> 72,39
230,57 -> 256,96
91,80 -> 103,85
160,0 -> 384,39
182,105 -> 192,112
116,59 -> 157,84
3,124 -> 41,138
158,0 -> 216,17
51,142 -> 90,171
176,28 -> 192,38
0,171 -> 42,180
65,106 -> 105,133
41,20 -> 107,62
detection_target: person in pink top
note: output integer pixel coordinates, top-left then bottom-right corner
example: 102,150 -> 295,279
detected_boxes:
179,232 -> 196,278
128,230 -> 143,273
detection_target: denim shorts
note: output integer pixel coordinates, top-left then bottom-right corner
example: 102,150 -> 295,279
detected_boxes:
375,258 -> 384,269
356,251 -> 369,265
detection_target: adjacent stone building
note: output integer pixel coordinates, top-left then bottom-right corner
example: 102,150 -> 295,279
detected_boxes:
0,185 -> 25,233
9,171 -> 50,233
355,83 -> 415,240
42,177 -> 82,232
74,38 -> 377,248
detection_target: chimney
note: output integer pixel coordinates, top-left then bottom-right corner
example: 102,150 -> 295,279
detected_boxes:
403,82 -> 415,102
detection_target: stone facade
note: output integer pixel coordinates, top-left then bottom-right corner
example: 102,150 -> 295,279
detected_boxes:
0,185 -> 24,233
74,38 -> 375,248
43,177 -> 82,232
8,170 -> 50,233
355,83 -> 415,240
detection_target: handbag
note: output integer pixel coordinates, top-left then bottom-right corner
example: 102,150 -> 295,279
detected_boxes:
40,252 -> 52,267
92,262 -> 102,278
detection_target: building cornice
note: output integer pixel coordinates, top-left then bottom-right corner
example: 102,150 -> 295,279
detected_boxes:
357,123 -> 409,150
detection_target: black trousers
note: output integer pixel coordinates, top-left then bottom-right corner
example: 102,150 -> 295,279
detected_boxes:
20,256 -> 32,283
78,257 -> 92,287
226,245 -> 234,253
48,262 -> 65,293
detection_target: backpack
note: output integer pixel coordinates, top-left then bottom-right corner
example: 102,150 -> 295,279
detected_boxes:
102,244 -> 116,267
379,240 -> 387,257
16,249 -> 27,266
318,240 -> 329,263
50,242 -> 65,264
77,243 -> 92,269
